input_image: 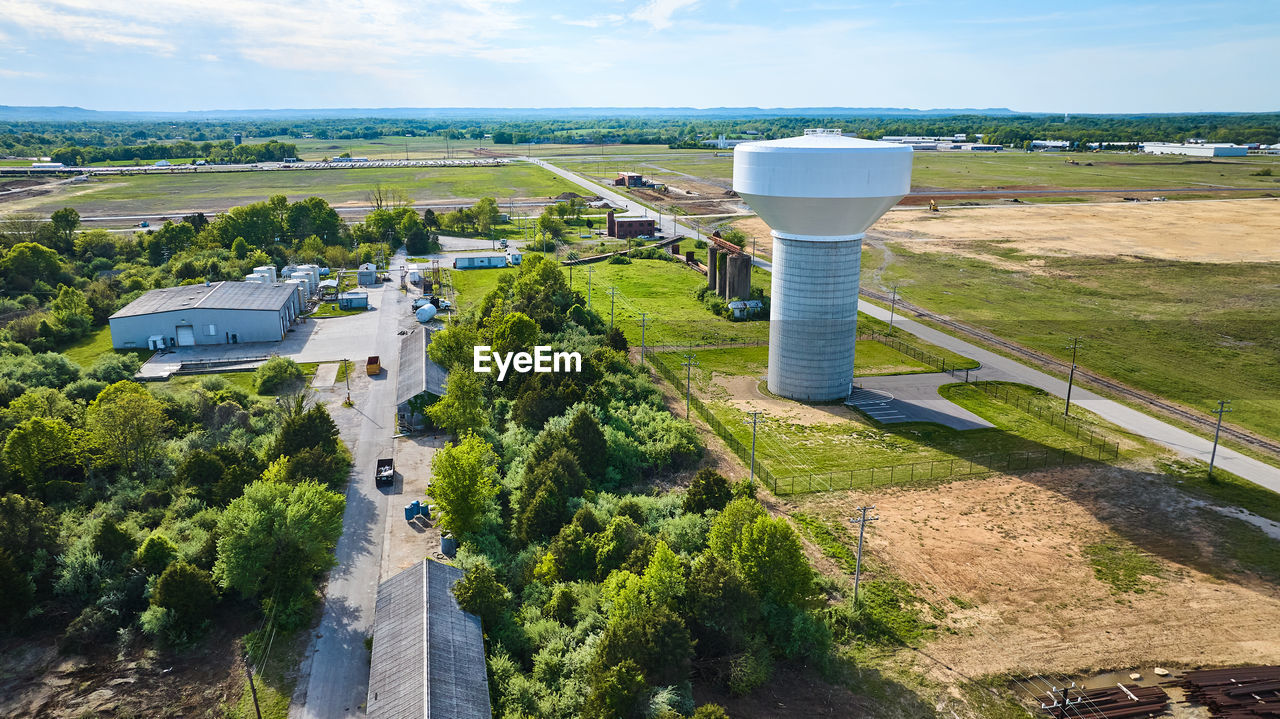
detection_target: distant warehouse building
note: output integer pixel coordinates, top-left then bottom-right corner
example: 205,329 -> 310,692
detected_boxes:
108,281 -> 301,350
1144,142 -> 1248,157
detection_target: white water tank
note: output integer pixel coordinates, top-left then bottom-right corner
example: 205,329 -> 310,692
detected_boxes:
734,129 -> 913,401
252,265 -> 277,283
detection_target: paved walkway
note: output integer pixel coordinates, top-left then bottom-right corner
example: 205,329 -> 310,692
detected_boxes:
851,373 -> 994,430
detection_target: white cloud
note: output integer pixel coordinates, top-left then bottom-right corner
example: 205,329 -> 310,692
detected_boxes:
0,68 -> 44,78
630,0 -> 698,30
4,0 -> 176,52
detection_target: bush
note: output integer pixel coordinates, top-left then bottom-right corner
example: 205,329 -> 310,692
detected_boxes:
152,561 -> 218,640
133,531 -> 179,576
63,378 -> 107,403
683,468 -> 732,515
253,356 -> 304,394
608,255 -> 631,264
86,353 -> 142,383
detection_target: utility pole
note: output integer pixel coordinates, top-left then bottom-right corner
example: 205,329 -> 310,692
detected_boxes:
344,358 -> 351,405
243,653 -> 263,719
1209,399 -> 1232,479
681,353 -> 699,419
745,410 -> 763,483
849,506 -> 879,604
586,267 -> 596,310
638,312 -> 649,365
1064,337 -> 1083,416
607,287 -> 618,329
887,283 -> 900,328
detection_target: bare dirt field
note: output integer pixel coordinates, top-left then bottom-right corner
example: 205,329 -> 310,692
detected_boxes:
792,463 -> 1280,681
873,198 -> 1280,263
732,198 -> 1280,264
718,374 -> 853,425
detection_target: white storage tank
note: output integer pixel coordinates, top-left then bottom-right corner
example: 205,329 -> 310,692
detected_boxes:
252,265 -> 277,283
297,264 -> 321,285
245,273 -> 271,284
734,129 -> 913,401
283,279 -> 305,313
290,272 -> 313,296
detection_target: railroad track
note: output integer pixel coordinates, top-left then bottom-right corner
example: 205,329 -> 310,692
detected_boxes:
860,287 -> 1280,460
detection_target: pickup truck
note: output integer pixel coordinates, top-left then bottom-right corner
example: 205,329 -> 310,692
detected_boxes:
367,355 -> 381,375
375,458 -> 394,488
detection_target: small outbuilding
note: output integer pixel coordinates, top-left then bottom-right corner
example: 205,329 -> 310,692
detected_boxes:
318,279 -> 340,298
337,290 -> 369,310
357,262 -> 379,286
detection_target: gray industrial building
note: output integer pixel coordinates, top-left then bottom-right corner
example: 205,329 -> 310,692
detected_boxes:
367,559 -> 491,719
108,281 -> 301,350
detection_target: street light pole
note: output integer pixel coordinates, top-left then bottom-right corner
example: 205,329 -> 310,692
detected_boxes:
1209,399 -> 1232,479
888,283 -> 900,328
608,287 -> 618,329
586,267 -> 596,310
1065,337 -> 1083,416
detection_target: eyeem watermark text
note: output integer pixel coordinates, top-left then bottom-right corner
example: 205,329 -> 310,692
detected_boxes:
473,346 -> 582,381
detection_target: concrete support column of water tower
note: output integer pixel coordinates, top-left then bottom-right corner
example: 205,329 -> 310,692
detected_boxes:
716,252 -> 728,297
707,247 -> 718,289
766,234 -> 862,400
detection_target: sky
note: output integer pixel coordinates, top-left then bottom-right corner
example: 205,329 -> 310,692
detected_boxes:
0,0 -> 1276,113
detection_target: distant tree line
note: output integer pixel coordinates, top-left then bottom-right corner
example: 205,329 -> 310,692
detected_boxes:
4,112 -> 1280,160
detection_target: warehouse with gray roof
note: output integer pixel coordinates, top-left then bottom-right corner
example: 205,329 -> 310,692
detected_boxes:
367,559 -> 491,719
108,280 -> 302,350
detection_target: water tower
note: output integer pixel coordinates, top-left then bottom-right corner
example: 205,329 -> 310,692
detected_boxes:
734,129 -> 913,401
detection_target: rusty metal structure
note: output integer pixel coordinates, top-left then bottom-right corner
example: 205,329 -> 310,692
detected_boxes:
1178,666 -> 1280,717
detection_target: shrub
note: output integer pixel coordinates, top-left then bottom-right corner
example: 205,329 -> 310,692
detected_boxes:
452,563 -> 509,630
253,356 -> 304,394
133,531 -> 179,576
86,353 -> 142,383
683,468 -> 732,515
152,561 -> 218,640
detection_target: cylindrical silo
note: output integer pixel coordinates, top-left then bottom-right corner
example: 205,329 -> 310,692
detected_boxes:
734,129 -> 912,401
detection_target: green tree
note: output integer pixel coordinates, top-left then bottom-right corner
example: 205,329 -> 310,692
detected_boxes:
707,496 -> 766,561
1,386 -> 77,428
85,353 -> 141,384
270,396 -> 340,458
92,517 -> 136,563
231,237 -> 250,260
451,562 -> 508,629
2,416 -> 77,491
683,468 -> 732,515
430,433 -> 499,536
473,197 -> 500,234
567,407 -> 608,481
86,381 -> 168,471
427,369 -> 487,435
152,561 -> 218,638
491,311 -> 538,356
733,515 -> 813,607
537,212 -> 567,241
641,541 -> 685,610
426,322 -> 479,369
584,658 -> 647,719
214,479 -> 345,620
1,242 -> 62,290
593,604 -> 692,686
0,548 -> 36,623
49,207 -> 80,250
134,531 -> 179,576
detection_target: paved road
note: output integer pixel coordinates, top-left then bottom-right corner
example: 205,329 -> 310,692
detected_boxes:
290,253 -> 412,719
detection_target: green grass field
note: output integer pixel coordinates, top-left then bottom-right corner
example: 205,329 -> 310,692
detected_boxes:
658,344 -> 938,395
706,381 -> 1120,482
242,134 -> 699,161
22,162 -> 595,216
557,151 -> 1280,192
873,244 -> 1280,442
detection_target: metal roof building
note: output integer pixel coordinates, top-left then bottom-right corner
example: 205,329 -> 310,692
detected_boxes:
108,281 -> 301,350
367,559 -> 491,719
